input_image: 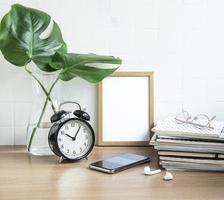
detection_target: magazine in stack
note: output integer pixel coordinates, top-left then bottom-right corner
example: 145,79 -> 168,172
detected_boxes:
150,117 -> 224,171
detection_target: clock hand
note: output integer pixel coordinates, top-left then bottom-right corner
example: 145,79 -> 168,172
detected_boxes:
73,126 -> 81,140
65,134 -> 73,139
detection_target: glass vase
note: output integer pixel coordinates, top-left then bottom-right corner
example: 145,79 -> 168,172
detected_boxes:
26,68 -> 61,155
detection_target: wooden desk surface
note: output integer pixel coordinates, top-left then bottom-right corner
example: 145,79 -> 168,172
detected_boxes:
0,146 -> 224,200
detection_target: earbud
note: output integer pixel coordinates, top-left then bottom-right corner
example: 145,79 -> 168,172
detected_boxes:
144,167 -> 173,181
144,166 -> 161,175
163,171 -> 173,181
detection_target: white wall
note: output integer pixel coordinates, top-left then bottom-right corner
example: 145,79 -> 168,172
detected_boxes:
0,0 -> 224,145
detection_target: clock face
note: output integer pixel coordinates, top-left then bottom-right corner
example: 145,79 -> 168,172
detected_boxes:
56,119 -> 94,160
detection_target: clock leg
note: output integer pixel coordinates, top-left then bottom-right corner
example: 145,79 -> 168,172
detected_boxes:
58,156 -> 64,163
85,157 -> 88,160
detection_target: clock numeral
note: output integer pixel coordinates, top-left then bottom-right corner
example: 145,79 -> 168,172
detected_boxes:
65,125 -> 69,130
58,138 -> 62,142
71,122 -> 75,127
67,149 -> 69,154
83,128 -> 86,133
84,142 -> 87,146
80,147 -> 83,152
85,135 -> 88,140
61,145 -> 64,149
73,150 -> 76,155
61,131 -> 65,135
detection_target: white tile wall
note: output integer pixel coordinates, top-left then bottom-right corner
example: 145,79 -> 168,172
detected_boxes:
0,0 -> 224,145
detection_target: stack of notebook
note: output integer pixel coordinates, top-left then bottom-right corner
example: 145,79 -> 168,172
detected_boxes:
150,117 -> 224,171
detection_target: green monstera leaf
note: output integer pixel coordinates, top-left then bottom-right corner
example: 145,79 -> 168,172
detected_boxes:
0,3 -> 122,152
50,52 -> 122,83
0,4 -> 67,71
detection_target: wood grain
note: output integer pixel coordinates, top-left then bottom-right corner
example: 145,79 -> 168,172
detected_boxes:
0,146 -> 224,200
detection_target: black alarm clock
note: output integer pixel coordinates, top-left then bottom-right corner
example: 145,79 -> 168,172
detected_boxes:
48,101 -> 95,163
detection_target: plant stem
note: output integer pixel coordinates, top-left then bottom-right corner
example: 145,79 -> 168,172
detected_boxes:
24,65 -> 57,113
27,75 -> 60,152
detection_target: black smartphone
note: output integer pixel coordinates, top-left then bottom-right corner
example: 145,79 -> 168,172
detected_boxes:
89,153 -> 150,174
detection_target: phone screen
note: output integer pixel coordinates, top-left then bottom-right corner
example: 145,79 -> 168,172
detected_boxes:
90,153 -> 150,172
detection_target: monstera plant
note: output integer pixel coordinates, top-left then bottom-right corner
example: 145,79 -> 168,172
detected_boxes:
0,4 -> 121,152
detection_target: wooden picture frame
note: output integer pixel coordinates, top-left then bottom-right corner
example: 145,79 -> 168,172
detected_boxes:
97,71 -> 154,146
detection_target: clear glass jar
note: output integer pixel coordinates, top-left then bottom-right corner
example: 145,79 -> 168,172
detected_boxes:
26,67 -> 62,155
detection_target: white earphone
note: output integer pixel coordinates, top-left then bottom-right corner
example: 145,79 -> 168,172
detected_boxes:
144,166 -> 173,181
144,166 -> 161,175
163,171 -> 173,181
